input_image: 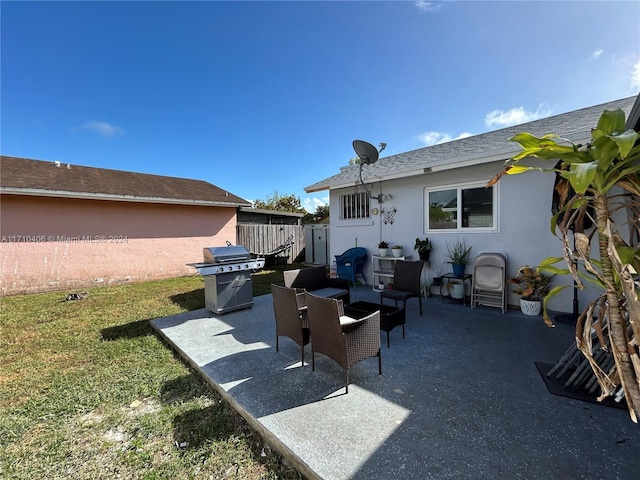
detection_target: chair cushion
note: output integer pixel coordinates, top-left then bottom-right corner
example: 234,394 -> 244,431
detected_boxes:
339,315 -> 361,327
312,287 -> 349,300
380,290 -> 415,301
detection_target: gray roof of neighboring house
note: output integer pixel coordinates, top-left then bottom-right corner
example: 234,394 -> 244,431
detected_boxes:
305,95 -> 638,193
0,155 -> 251,207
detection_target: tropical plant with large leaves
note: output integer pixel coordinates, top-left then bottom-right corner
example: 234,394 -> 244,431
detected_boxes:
488,108 -> 640,422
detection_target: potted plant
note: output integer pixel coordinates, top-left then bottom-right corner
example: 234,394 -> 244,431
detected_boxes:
391,245 -> 403,257
445,239 -> 472,277
489,107 -> 640,417
421,280 -> 431,298
428,263 -> 445,296
508,266 -> 554,316
447,278 -> 465,299
414,237 -> 432,262
377,241 -> 389,257
430,263 -> 445,285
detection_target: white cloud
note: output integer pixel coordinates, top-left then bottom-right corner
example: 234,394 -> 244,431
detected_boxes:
606,53 -> 640,95
416,131 -> 473,147
303,195 -> 328,213
631,59 -> 640,90
484,104 -> 551,129
417,104 -> 552,148
82,120 -> 124,137
591,49 -> 604,60
414,1 -> 442,13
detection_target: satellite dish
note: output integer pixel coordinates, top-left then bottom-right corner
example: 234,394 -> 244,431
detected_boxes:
353,140 -> 379,165
352,139 -> 388,203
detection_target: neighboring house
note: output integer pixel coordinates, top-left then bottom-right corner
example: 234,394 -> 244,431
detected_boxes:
305,95 -> 638,313
0,156 -> 251,295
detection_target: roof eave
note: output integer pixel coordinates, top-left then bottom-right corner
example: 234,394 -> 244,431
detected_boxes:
627,96 -> 640,131
239,207 -> 304,217
0,188 -> 251,208
306,129 -> 595,193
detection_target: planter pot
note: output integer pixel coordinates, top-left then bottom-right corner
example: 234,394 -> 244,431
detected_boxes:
432,276 -> 443,286
378,248 -> 389,257
392,248 -> 403,258
520,299 -> 542,316
449,280 -> 465,299
419,251 -> 431,262
452,263 -> 466,277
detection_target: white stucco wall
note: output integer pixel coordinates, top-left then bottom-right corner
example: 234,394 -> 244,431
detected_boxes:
329,160 -> 602,314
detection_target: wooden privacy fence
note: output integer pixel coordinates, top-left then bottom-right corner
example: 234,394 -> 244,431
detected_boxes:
237,224 -> 305,264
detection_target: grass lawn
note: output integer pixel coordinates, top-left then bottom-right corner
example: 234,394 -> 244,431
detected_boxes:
0,263 -> 310,480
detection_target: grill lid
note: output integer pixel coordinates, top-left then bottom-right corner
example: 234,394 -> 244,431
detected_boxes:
203,245 -> 251,264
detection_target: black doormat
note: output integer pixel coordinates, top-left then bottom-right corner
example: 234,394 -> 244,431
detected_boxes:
535,362 -> 627,410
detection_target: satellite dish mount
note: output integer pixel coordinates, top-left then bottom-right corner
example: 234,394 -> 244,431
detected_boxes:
352,140 -> 388,203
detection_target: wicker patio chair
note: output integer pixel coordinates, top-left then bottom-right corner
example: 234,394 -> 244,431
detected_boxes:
283,266 -> 351,303
335,247 -> 368,288
380,260 -> 425,316
271,284 -> 310,366
304,292 -> 381,393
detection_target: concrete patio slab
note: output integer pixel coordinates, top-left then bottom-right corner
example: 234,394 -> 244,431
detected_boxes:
150,288 -> 640,480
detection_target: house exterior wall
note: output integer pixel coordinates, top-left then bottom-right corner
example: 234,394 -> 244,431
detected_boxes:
0,195 -> 237,295
329,160 -> 599,313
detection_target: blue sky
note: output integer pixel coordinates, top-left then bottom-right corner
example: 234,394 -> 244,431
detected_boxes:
2,1 -> 639,212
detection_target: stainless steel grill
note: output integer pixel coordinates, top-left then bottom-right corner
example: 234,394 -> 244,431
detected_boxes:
189,244 -> 265,314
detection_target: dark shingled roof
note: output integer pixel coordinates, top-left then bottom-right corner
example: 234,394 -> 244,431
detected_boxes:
0,156 -> 251,207
305,96 -> 638,193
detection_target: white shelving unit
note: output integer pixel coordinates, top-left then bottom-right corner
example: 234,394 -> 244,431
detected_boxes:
372,255 -> 409,290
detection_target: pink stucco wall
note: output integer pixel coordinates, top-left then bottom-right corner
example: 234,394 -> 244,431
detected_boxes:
0,195 -> 239,295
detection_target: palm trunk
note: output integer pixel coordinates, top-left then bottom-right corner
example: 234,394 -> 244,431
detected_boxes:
591,193 -> 640,420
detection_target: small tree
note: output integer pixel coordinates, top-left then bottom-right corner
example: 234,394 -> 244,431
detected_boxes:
303,205 -> 330,224
253,191 -> 306,214
489,108 -> 640,422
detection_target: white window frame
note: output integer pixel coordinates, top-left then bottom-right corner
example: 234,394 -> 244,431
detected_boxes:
339,192 -> 371,221
424,181 -> 498,232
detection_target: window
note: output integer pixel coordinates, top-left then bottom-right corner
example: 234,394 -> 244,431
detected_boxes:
339,192 -> 370,220
426,184 -> 495,230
